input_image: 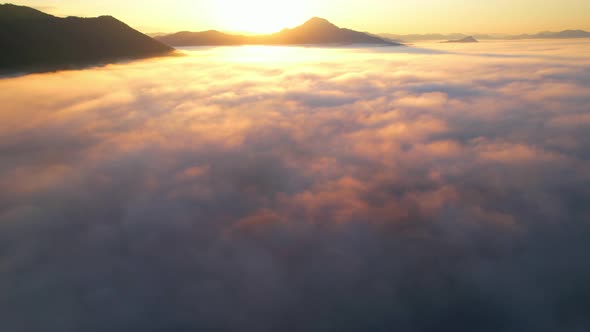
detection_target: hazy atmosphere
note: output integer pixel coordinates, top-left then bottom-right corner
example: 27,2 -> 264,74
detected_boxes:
13,0 -> 590,33
2,2 -> 590,331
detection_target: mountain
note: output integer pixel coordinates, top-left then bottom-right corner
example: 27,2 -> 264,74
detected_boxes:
157,17 -> 400,47
263,17 -> 397,45
381,33 -> 496,42
0,3 -> 53,19
158,30 -> 247,46
550,30 -> 590,38
0,4 -> 173,73
381,29 -> 590,42
511,29 -> 590,39
444,36 -> 478,43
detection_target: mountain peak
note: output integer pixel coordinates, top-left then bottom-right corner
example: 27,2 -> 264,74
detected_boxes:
157,16 -> 401,47
0,5 -> 172,73
301,17 -> 338,29
306,17 -> 331,24
0,3 -> 55,20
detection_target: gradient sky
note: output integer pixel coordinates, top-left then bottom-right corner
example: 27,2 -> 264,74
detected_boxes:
11,0 -> 590,35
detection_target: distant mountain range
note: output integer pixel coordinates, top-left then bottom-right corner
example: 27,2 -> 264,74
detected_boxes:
381,30 -> 590,42
157,17 -> 400,47
2,2 -> 588,75
0,4 -> 172,73
509,30 -> 590,40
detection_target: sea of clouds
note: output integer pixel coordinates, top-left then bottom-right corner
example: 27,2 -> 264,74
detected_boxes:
1,40 -> 590,331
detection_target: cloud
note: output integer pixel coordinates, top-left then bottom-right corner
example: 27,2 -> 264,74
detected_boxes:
1,42 -> 590,331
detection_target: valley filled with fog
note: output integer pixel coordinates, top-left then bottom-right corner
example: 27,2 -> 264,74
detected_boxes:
1,40 -> 590,331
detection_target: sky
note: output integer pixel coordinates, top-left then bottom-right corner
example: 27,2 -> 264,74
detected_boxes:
1,40 -> 590,331
11,0 -> 590,34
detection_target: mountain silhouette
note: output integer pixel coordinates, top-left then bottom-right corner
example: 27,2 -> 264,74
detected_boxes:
0,3 -> 53,19
380,33 -> 490,42
444,36 -> 478,43
511,29 -> 590,39
0,4 -> 173,73
382,29 -> 590,42
157,17 -> 400,46
158,30 -> 247,46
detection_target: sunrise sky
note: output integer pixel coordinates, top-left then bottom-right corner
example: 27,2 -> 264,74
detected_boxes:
13,0 -> 590,34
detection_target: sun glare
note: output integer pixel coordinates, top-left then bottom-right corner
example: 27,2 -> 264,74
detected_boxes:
212,0 -> 310,34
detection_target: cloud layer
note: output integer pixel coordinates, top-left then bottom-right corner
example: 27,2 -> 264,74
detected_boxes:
1,41 -> 590,331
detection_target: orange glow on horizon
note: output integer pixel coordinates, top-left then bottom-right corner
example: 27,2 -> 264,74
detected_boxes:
211,0 -> 311,34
